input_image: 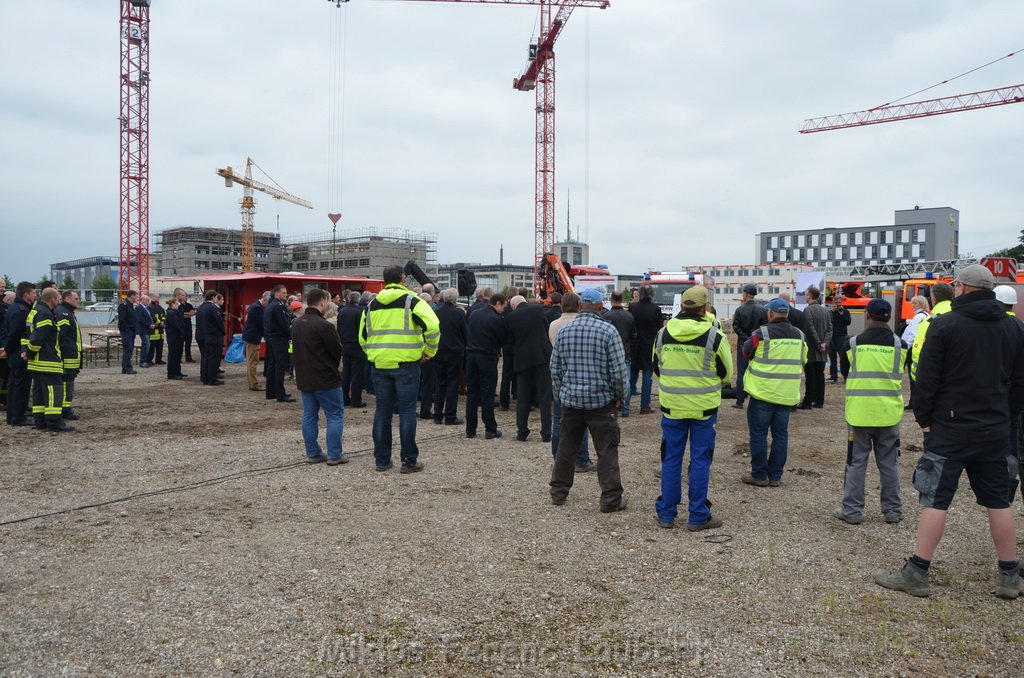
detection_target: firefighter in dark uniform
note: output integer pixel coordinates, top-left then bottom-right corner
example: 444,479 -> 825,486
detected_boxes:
4,282 -> 37,427
264,285 -> 295,402
27,287 -> 74,433
56,289 -> 83,420
0,289 -> 11,409
147,294 -> 166,365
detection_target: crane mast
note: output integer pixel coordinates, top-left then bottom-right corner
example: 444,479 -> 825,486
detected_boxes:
385,0 -> 609,290
119,0 -> 152,293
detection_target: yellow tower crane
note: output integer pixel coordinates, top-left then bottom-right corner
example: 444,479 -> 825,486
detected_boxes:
215,157 -> 313,271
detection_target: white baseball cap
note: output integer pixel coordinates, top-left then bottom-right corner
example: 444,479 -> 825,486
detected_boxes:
994,285 -> 1017,306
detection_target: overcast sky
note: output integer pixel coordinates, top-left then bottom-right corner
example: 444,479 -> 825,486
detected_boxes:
2,0 -> 1022,283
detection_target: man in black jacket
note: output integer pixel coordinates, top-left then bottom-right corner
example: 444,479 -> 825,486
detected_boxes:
828,299 -> 852,382
465,293 -> 507,439
164,297 -> 189,380
116,290 -> 138,375
242,292 -> 269,391
876,264 -> 1024,599
627,284 -> 663,415
5,282 -> 36,425
147,295 -> 166,365
337,291 -> 368,408
505,296 -> 552,441
292,288 -> 347,465
264,284 -> 295,403
55,290 -> 83,420
433,288 -> 467,425
196,290 -> 225,386
731,284 -> 767,410
174,288 -> 197,363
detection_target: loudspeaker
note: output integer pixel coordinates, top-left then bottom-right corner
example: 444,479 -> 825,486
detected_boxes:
457,269 -> 477,297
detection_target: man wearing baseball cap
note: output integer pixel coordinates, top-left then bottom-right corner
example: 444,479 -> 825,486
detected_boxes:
654,286 -> 732,530
739,297 -> 807,488
876,264 -> 1024,599
834,299 -> 904,526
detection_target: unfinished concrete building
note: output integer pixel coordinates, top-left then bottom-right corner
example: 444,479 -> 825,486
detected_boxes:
153,226 -> 285,276
284,227 -> 437,280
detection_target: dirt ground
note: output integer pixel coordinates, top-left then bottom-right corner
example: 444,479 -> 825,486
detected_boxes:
1,339 -> 1023,676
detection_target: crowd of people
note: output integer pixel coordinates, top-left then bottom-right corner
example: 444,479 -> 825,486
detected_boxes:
2,263 -> 1024,599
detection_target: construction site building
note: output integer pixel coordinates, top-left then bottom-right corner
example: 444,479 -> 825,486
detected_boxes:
153,226 -> 284,276
284,227 -> 437,281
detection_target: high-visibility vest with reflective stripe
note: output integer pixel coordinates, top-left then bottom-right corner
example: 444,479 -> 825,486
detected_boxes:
655,319 -> 726,420
743,323 -> 806,406
27,305 -> 63,374
910,299 -> 951,381
21,303 -> 39,348
844,334 -> 903,427
359,286 -> 440,369
56,304 -> 83,370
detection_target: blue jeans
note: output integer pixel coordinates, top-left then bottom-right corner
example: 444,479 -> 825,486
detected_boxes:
465,352 -> 499,435
301,387 -> 345,460
139,334 -> 151,364
120,330 -> 136,371
746,396 -> 791,482
657,415 -> 716,525
371,362 -> 421,467
552,394 -> 590,466
628,365 -> 653,411
735,349 -> 750,406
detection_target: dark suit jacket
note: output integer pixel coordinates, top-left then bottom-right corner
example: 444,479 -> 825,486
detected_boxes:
435,302 -> 467,358
629,299 -> 663,370
505,303 -> 551,372
196,301 -> 225,344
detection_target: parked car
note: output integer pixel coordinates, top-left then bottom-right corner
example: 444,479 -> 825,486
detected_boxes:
84,302 -> 115,311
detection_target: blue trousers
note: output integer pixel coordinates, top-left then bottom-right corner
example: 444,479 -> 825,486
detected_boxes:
746,396 -> 791,482
657,416 -> 716,525
371,362 -> 421,467
301,387 -> 345,461
628,365 -> 653,412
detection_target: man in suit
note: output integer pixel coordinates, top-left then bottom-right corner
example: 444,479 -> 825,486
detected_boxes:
627,284 -> 663,415
337,290 -> 368,408
116,290 -> 138,375
196,290 -> 225,386
505,296 -> 552,442
133,295 -> 155,368
800,286 -> 833,409
243,291 -> 270,391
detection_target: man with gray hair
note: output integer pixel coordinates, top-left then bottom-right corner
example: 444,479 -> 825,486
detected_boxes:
337,290 -> 368,408
800,285 -> 832,409
433,287 -> 467,425
242,291 -> 271,391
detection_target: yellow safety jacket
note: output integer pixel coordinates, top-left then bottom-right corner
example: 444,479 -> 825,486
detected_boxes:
359,284 -> 440,369
56,301 -> 83,371
910,299 -> 951,381
655,316 -> 733,420
844,333 -> 903,427
743,322 -> 807,407
26,304 -> 63,375
21,302 -> 40,349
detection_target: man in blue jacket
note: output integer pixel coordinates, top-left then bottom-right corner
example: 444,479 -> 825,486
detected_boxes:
243,292 -> 269,391
134,295 -> 155,368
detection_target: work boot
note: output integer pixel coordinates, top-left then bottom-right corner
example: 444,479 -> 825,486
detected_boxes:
63,410 -> 80,421
995,565 -> 1024,600
48,422 -> 76,433
874,559 -> 931,597
741,473 -> 769,487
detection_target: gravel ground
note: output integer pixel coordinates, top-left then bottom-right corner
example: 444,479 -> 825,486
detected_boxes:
1,342 -> 1023,676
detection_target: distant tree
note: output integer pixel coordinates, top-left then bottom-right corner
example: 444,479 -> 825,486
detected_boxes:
36,275 -> 54,288
2,274 -> 12,289
987,228 -> 1024,261
92,274 -> 117,301
61,274 -> 78,292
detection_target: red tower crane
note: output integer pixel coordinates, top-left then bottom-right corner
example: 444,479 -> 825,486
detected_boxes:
800,83 -> 1024,133
383,0 -> 610,290
119,0 -> 152,294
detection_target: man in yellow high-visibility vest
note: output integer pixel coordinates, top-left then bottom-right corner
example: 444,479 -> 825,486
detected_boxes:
654,286 -> 732,530
834,299 -> 904,526
740,297 -> 807,488
359,265 -> 440,474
